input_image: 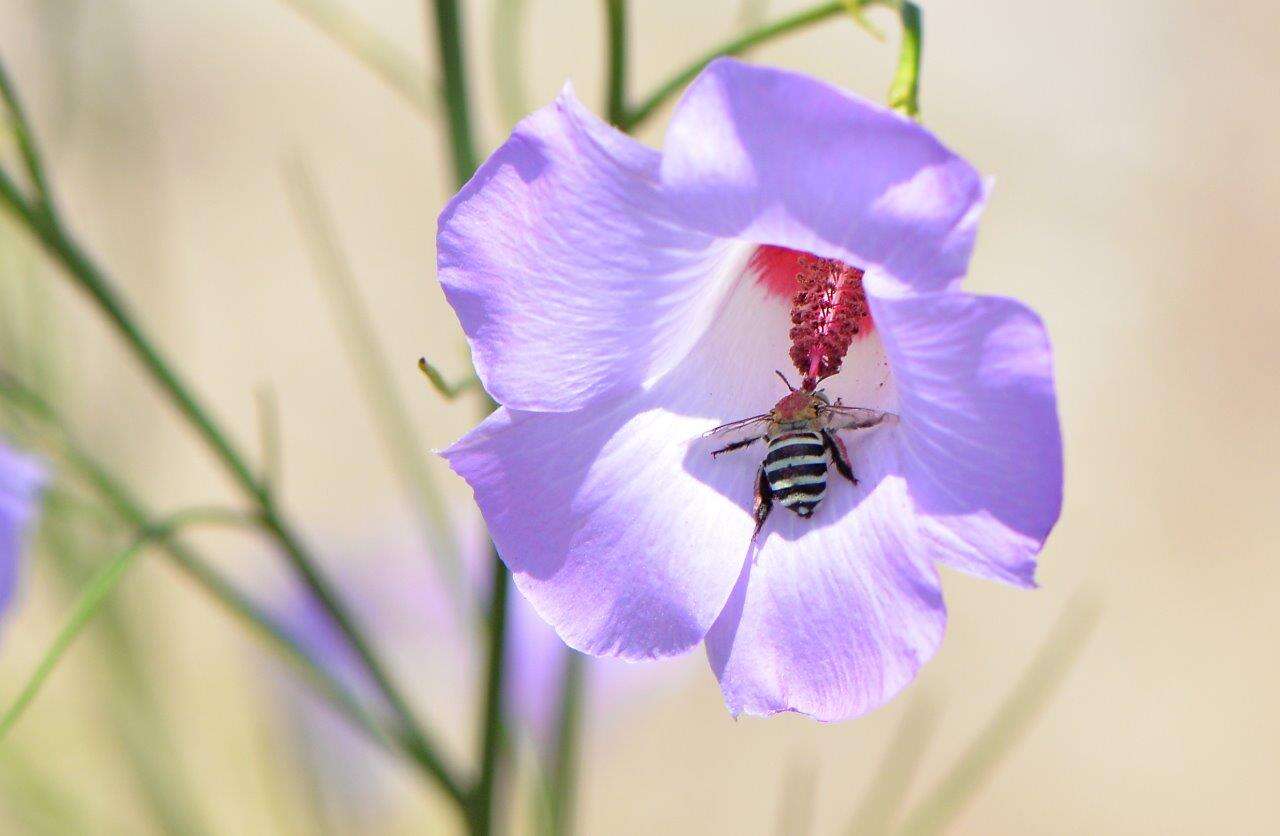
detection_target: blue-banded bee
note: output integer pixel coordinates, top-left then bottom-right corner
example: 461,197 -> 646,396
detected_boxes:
705,372 -> 891,539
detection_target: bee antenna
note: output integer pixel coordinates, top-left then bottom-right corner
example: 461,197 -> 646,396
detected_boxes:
774,370 -> 796,392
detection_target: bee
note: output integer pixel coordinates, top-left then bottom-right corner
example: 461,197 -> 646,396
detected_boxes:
704,372 -> 892,539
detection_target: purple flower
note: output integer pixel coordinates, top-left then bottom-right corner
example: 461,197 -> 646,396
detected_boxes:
269,536 -> 688,786
439,58 -> 1062,721
1,440 -> 46,621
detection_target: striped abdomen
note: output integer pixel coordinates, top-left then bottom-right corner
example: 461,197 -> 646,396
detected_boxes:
763,429 -> 828,518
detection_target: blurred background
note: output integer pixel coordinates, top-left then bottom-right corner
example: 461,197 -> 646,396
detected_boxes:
0,0 -> 1278,833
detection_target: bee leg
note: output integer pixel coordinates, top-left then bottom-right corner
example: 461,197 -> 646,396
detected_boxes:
823,430 -> 859,485
711,436 -> 762,458
753,464 -> 773,540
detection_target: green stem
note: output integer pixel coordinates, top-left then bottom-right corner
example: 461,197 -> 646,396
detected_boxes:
622,1 -> 847,130
603,1 -> 629,126
423,5 -> 514,829
622,0 -> 922,130
0,371 -> 401,774
876,0 -> 921,118
0,507 -> 242,740
429,0 -> 481,186
0,141 -> 467,808
469,555 -> 511,835
549,652 -> 586,836
0,59 -> 53,210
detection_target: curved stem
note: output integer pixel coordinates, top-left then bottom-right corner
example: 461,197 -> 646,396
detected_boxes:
621,1 -> 846,130
0,67 -> 467,808
870,0 -> 921,118
0,370 -> 407,779
622,0 -> 923,131
603,0 -> 629,126
429,0 -> 480,186
549,652 -> 586,836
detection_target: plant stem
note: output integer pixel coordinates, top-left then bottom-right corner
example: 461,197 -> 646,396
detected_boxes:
0,101 -> 467,806
0,371 -> 408,778
622,1 -> 847,130
603,1 -> 629,126
469,554 -> 510,835
622,0 -> 922,130
428,0 -> 480,187
0,507 -> 243,740
0,59 -> 53,209
424,4 -> 515,830
549,652 -> 586,836
875,0 -> 921,118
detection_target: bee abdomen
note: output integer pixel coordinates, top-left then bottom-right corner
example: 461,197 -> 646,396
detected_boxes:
764,431 -> 828,518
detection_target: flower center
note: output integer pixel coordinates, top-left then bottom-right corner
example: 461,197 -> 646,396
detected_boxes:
750,245 -> 872,390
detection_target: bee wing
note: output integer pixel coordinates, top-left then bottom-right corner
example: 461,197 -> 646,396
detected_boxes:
823,405 -> 895,431
701,413 -> 771,439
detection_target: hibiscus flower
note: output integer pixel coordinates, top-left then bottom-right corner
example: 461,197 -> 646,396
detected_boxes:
439,58 -> 1062,721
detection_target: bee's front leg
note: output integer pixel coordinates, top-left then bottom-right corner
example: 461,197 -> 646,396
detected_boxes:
753,464 -> 773,540
711,436 -> 762,458
823,430 -> 858,485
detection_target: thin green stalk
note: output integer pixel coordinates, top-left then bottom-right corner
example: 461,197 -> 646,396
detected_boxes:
277,0 -> 436,117
0,370 -> 437,794
876,1 -> 921,118
492,0 -> 530,127
0,507 -> 243,740
622,2 -> 846,130
281,156 -> 466,610
895,594 -> 1102,835
549,652 -> 586,836
428,0 -> 480,187
0,84 -> 465,804
28,498 -> 208,836
622,0 -> 922,130
423,4 -> 513,829
0,60 -> 53,210
603,1 -> 628,126
469,555 -> 511,835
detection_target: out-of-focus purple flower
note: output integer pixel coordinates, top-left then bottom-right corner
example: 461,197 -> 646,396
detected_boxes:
439,58 -> 1063,722
1,440 -> 46,621
268,535 -> 689,807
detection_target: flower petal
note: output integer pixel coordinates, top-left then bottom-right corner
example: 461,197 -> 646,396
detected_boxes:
660,58 -> 987,293
444,401 -> 752,660
868,283 -> 1063,587
0,442 -> 45,618
438,84 -> 735,412
705,429 -> 946,721
444,269 -> 812,660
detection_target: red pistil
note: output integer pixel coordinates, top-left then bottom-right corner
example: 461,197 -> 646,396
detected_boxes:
751,245 -> 873,390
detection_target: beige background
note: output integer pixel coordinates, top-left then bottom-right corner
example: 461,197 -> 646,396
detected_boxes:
1,0 -> 1278,833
